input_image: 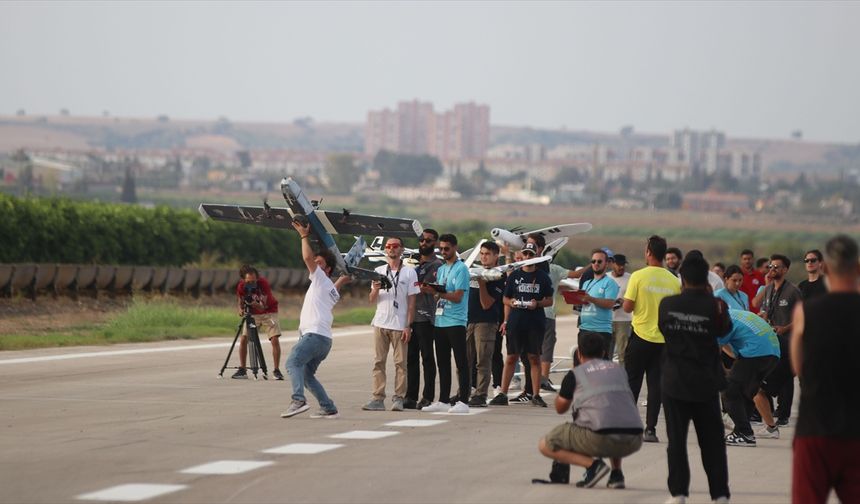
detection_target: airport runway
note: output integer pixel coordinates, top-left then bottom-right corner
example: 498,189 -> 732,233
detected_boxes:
0,316 -> 794,503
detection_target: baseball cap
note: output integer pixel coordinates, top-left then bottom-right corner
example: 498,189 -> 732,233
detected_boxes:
601,247 -> 614,258
522,242 -> 538,256
613,254 -> 627,265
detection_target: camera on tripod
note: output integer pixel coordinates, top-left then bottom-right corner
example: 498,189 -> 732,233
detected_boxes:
242,282 -> 259,311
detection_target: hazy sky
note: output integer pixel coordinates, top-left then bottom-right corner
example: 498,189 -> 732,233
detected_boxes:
1,1 -> 858,143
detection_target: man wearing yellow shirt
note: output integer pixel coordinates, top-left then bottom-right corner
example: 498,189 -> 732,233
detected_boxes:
622,235 -> 681,443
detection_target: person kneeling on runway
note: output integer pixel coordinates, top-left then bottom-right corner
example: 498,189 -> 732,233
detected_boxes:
536,332 -> 643,489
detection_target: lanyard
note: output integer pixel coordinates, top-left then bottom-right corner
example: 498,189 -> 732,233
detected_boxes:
386,263 -> 401,305
728,290 -> 745,310
766,282 -> 784,320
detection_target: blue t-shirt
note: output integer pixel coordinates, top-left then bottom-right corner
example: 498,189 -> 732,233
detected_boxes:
717,309 -> 780,359
434,260 -> 471,328
714,288 -> 749,311
578,275 -> 619,334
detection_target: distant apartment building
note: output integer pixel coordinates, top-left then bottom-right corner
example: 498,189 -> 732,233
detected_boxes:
365,100 -> 490,160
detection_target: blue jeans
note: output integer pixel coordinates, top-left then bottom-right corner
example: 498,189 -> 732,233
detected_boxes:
286,333 -> 336,413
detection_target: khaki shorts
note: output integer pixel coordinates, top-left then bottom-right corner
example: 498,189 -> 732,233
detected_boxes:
544,422 -> 642,459
243,313 -> 282,340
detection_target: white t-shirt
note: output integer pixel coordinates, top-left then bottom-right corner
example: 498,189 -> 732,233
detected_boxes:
708,271 -> 725,293
610,271 -> 632,322
371,263 -> 420,331
299,267 -> 341,338
545,263 -> 571,320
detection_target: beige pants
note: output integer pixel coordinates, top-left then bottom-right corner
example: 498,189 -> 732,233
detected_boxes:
612,321 -> 632,365
372,326 -> 407,400
466,321 -> 498,398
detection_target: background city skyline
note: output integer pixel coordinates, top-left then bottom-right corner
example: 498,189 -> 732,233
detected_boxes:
1,1 -> 858,143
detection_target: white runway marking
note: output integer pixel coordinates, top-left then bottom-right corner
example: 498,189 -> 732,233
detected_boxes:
76,483 -> 187,501
0,328 -> 372,366
262,443 -> 344,454
180,460 -> 274,475
329,430 -> 401,440
384,419 -> 448,427
429,408 -> 489,416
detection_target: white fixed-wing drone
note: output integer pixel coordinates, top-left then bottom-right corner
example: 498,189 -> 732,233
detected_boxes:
490,223 -> 592,250
469,254 -> 551,281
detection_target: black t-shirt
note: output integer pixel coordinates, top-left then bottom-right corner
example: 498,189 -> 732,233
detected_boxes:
796,293 -> 860,438
559,370 -> 576,400
658,290 -> 732,402
414,259 -> 442,323
798,277 -> 827,300
504,268 -> 553,330
468,275 -> 505,324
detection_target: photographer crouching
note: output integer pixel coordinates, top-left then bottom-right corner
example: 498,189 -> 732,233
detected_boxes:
234,264 -> 283,380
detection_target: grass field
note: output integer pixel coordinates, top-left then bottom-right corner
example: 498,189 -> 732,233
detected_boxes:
0,301 -> 376,351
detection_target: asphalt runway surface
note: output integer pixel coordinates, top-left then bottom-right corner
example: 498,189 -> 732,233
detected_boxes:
0,316 -> 795,503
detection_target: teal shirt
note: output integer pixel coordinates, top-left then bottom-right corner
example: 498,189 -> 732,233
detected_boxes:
714,288 -> 749,311
578,275 -> 619,333
718,309 -> 780,359
434,260 -> 470,328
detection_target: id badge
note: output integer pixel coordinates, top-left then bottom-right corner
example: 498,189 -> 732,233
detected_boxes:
435,298 -> 445,316
393,300 -> 399,309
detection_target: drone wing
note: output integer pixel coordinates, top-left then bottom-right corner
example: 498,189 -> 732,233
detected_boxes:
198,203 -> 294,229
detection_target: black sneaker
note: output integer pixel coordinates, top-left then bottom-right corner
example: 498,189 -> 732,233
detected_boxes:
749,412 -> 763,425
489,393 -> 509,406
402,398 -> 418,410
416,398 -> 433,410
643,428 -> 659,443
532,461 -> 570,484
606,469 -> 625,489
575,459 -> 610,488
468,395 -> 488,407
540,378 -> 556,393
775,416 -> 789,427
725,430 -> 757,447
231,368 -> 248,379
531,395 -> 548,408
514,391 -> 533,404
272,369 -> 284,381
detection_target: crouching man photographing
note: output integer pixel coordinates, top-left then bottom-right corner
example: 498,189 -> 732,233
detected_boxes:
234,264 -> 283,380
536,331 -> 643,489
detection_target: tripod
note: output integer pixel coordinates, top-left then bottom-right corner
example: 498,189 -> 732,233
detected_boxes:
219,307 -> 268,380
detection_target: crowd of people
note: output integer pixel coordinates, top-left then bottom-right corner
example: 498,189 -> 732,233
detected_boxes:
232,221 -> 859,504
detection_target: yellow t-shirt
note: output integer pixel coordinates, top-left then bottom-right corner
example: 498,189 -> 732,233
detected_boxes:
623,266 -> 681,343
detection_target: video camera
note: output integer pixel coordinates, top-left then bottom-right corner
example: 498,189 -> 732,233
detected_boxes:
242,282 -> 258,307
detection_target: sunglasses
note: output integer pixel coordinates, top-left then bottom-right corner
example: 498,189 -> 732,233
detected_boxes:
419,237 -> 435,244
767,264 -> 782,270
591,259 -> 604,264
384,244 -> 401,250
803,258 -> 818,264
439,246 -> 452,251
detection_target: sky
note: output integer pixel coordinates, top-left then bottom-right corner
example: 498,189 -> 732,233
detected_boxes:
1,1 -> 858,143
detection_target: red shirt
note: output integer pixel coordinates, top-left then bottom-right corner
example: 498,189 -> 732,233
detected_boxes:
740,269 -> 765,310
236,277 -> 279,315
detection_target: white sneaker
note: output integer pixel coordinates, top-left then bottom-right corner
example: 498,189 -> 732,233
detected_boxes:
641,399 -> 648,406
420,401 -> 450,413
722,412 -> 734,430
755,425 -> 780,439
492,386 -> 503,397
713,497 -> 730,503
511,376 -> 523,390
448,401 -> 470,414
665,496 -> 686,504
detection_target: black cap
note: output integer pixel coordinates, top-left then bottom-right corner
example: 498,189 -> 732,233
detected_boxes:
522,242 -> 538,256
613,254 -> 627,265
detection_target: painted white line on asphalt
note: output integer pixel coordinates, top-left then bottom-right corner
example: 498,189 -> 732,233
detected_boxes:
429,408 -> 489,416
263,443 -> 345,455
76,484 -> 187,501
329,430 -> 400,440
0,328 -> 373,366
180,460 -> 274,475
384,419 -> 448,427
